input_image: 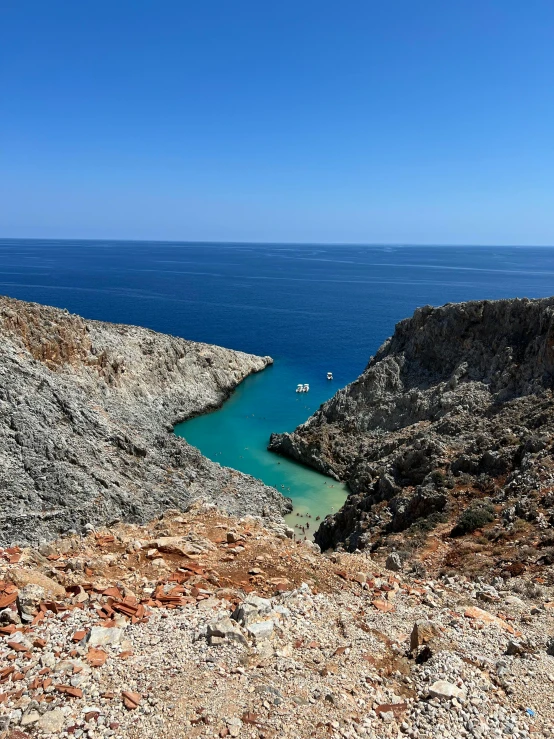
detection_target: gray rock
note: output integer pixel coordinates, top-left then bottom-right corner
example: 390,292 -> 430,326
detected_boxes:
206,617 -> 247,646
247,620 -> 274,642
232,594 -> 272,625
269,297 -> 554,551
17,583 -> 46,615
386,552 -> 402,572
0,295 -> 291,546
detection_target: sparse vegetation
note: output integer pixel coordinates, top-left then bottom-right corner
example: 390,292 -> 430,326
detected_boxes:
430,469 -> 446,486
451,502 -> 495,537
513,517 -> 528,533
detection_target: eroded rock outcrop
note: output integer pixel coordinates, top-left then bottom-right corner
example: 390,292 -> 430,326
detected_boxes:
269,298 -> 554,552
0,296 -> 290,545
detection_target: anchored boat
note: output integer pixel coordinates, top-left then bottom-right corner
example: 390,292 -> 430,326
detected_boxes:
327,372 -> 333,380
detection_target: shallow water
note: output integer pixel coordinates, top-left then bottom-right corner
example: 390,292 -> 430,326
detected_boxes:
2,240 -> 554,528
174,361 -> 349,535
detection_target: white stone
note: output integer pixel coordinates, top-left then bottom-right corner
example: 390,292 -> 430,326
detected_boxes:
429,680 -> 465,700
88,626 -> 123,647
207,617 -> 247,646
247,620 -> 274,642
37,709 -> 65,733
21,710 -> 41,726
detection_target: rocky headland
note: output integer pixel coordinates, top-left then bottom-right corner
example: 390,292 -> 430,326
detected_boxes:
270,298 -> 554,574
3,295 -> 554,738
0,296 -> 291,546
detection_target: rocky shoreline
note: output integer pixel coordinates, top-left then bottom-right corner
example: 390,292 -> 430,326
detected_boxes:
269,297 -> 554,568
3,295 -> 554,738
0,296 -> 291,547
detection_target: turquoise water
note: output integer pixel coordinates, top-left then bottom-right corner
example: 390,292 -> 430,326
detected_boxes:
174,360 -> 349,534
3,240 -> 554,528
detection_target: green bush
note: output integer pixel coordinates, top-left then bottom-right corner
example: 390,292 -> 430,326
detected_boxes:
451,503 -> 495,537
430,469 -> 446,486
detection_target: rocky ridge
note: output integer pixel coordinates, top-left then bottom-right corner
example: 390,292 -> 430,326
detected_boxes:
269,297 -> 554,562
1,505 -> 554,739
0,296 -> 290,546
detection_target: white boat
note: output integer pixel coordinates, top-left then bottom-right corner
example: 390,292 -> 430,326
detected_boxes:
327,372 -> 333,380
296,384 -> 303,393
303,383 -> 310,392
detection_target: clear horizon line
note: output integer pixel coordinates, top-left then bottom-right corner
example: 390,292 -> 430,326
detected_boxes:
1,236 -> 554,249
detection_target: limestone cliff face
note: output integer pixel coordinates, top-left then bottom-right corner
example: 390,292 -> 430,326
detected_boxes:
269,298 -> 554,551
0,296 -> 290,545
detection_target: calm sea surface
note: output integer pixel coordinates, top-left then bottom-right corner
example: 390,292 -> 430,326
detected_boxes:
2,240 -> 554,530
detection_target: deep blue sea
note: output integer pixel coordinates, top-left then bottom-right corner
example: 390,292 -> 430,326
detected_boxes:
2,240 -> 554,529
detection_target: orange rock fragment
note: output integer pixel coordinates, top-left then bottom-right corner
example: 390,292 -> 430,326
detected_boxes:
0,592 -> 18,609
87,648 -> 108,667
242,712 -> 259,725
102,587 -> 124,599
7,642 -> 28,652
463,606 -> 518,635
56,685 -> 83,698
372,599 -> 395,613
375,702 -> 407,715
0,667 -> 15,683
122,690 -> 141,709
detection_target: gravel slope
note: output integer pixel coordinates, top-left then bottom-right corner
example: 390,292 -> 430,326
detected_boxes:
1,507 -> 554,738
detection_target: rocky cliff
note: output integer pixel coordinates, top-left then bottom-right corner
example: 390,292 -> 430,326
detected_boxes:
0,296 -> 290,545
270,298 -> 554,556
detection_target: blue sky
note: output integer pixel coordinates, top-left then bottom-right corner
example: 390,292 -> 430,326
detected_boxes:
1,1 -> 553,244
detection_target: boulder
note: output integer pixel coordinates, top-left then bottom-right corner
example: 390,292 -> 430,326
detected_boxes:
148,537 -> 198,557
247,620 -> 274,642
206,617 -> 247,646
9,569 -> 65,600
232,594 -> 272,626
410,620 -> 441,653
385,552 -> 402,572
17,584 -> 46,615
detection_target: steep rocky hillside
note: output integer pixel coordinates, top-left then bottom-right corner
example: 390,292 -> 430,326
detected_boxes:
0,296 -> 290,546
269,298 -> 554,564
